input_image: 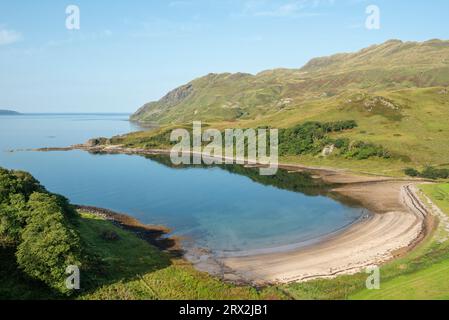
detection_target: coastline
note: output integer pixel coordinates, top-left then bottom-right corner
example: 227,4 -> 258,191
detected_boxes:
35,144 -> 435,284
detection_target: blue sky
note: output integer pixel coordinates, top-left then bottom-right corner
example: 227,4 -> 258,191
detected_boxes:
0,0 -> 448,113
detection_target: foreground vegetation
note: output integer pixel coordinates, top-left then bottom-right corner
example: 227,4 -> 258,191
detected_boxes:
0,168 -> 81,295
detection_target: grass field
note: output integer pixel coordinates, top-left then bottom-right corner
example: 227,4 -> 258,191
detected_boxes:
348,183 -> 449,300
350,259 -> 449,300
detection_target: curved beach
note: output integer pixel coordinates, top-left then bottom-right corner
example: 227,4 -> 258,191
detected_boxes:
218,182 -> 430,284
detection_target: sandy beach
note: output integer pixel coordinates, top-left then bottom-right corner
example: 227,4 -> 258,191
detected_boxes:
37,144 -> 435,284
218,183 -> 430,284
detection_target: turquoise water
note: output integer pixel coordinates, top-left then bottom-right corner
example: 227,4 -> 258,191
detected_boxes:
0,114 -> 365,255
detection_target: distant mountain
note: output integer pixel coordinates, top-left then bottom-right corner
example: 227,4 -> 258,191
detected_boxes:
0,109 -> 20,115
131,39 -> 449,124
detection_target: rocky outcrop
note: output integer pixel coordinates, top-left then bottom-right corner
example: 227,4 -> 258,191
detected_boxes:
85,137 -> 109,147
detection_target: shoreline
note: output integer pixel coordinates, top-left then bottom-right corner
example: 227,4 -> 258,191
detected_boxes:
34,144 -> 435,284
75,205 -> 184,256
189,184 -> 432,285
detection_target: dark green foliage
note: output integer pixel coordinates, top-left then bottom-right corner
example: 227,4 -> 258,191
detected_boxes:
404,166 -> 449,180
341,141 -> 391,160
321,120 -> 358,132
421,167 -> 449,180
404,168 -> 420,177
278,120 -> 390,160
16,193 -> 81,294
279,120 -> 357,156
0,168 -> 44,244
334,138 -> 350,149
0,168 -> 82,294
0,168 -> 44,204
279,121 -> 330,155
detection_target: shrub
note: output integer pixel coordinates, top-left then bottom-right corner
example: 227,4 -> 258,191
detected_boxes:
404,168 -> 420,177
0,168 -> 82,294
421,167 -> 449,180
403,166 -> 449,180
342,141 -> 391,160
279,121 -> 358,156
333,138 -> 350,149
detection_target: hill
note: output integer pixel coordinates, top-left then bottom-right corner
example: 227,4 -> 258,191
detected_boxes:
0,109 -> 20,115
124,40 -> 449,173
131,39 -> 449,125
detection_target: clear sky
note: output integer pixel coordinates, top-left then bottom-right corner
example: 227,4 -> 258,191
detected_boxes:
0,0 -> 448,113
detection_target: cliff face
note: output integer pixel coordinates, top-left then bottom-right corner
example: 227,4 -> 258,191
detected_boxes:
131,39 -> 449,125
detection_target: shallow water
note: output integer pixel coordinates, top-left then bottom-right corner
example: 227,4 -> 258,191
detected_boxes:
0,114 -> 365,254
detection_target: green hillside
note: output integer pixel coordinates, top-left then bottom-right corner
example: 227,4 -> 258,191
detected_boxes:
131,39 -> 449,125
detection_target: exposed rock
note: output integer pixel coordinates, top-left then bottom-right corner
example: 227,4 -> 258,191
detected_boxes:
86,137 -> 109,147
363,96 -> 400,112
322,145 -> 335,157
275,98 -> 293,108
160,83 -> 194,106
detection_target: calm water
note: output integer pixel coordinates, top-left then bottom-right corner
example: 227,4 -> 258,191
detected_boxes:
0,114 -> 365,255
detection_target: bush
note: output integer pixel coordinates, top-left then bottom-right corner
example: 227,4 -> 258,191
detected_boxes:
342,141 -> 391,160
279,120 -> 358,156
333,138 -> 350,149
421,167 -> 449,180
403,166 -> 449,180
0,168 -> 82,294
404,168 -> 420,177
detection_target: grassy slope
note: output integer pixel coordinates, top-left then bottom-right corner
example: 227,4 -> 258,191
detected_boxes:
349,183 -> 449,300
132,40 -> 449,125
119,87 -> 449,176
249,87 -> 449,174
118,86 -> 449,176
